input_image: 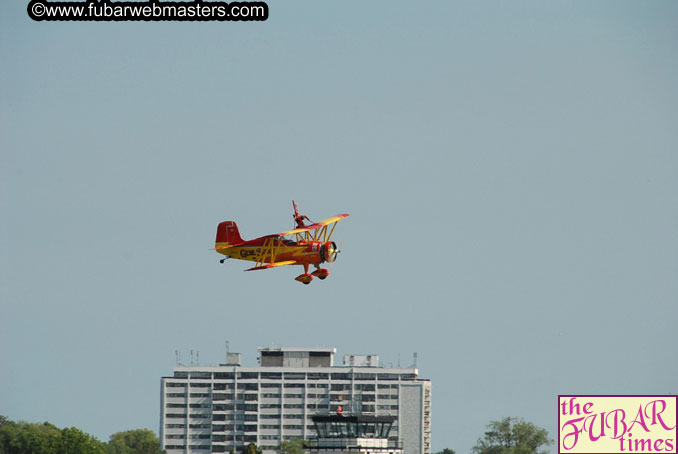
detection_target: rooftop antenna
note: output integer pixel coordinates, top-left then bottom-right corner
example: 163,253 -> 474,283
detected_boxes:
190,349 -> 194,366
225,341 -> 230,364
398,353 -> 401,368
175,350 -> 182,366
196,350 -> 200,366
413,352 -> 418,368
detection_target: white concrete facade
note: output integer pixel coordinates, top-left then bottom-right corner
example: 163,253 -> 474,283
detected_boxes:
160,347 -> 431,454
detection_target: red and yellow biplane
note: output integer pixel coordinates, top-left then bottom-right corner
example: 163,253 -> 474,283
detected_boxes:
214,201 -> 349,284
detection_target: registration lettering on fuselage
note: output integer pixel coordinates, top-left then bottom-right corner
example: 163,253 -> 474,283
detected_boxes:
240,248 -> 261,258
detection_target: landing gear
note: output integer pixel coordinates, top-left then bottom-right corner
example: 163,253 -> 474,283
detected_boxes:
295,273 -> 313,285
312,267 -> 330,280
220,259 -> 226,264
295,264 -> 314,285
295,264 -> 330,284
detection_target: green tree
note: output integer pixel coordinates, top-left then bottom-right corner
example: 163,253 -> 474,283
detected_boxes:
107,429 -> 164,454
433,449 -> 456,454
0,419 -> 105,454
60,427 -> 106,454
472,417 -> 552,454
279,438 -> 308,454
241,442 -> 264,454
0,421 -> 61,454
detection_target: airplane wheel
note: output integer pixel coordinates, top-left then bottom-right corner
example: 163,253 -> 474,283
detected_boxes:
220,259 -> 225,264
303,281 -> 311,285
318,276 -> 326,280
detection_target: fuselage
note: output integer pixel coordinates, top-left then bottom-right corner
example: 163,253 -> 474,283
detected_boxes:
216,238 -> 330,266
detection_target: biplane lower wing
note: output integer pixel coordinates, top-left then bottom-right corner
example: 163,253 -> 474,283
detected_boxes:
245,260 -> 297,271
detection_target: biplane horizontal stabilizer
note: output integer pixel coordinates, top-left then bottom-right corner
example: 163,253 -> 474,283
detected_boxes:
212,242 -> 245,250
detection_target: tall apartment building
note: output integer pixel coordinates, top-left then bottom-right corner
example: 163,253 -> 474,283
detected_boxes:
160,347 -> 431,454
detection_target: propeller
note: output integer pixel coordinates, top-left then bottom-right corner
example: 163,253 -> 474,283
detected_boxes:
325,238 -> 344,268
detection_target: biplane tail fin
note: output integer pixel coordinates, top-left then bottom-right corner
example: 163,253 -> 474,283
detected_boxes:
215,221 -> 245,246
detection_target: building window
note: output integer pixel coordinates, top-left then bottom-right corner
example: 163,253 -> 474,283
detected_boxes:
355,384 -> 376,391
215,372 -> 235,379
284,393 -> 303,399
166,393 -> 186,398
239,372 -> 259,379
355,373 -> 376,380
190,372 -> 212,379
261,393 -> 281,398
377,374 -> 399,380
261,372 -> 282,380
331,373 -> 350,380
284,373 -> 305,380
307,373 -> 329,380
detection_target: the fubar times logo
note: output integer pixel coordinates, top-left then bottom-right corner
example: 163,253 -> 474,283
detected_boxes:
559,396 -> 677,454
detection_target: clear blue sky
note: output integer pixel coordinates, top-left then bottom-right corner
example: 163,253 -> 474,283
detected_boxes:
1,1 -> 677,454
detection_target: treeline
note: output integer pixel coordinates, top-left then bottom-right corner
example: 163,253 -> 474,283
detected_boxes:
1,415 -> 552,454
0,416 -> 163,454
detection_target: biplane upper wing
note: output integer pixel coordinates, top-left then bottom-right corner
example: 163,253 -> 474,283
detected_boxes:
276,214 -> 350,237
245,260 -> 296,271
